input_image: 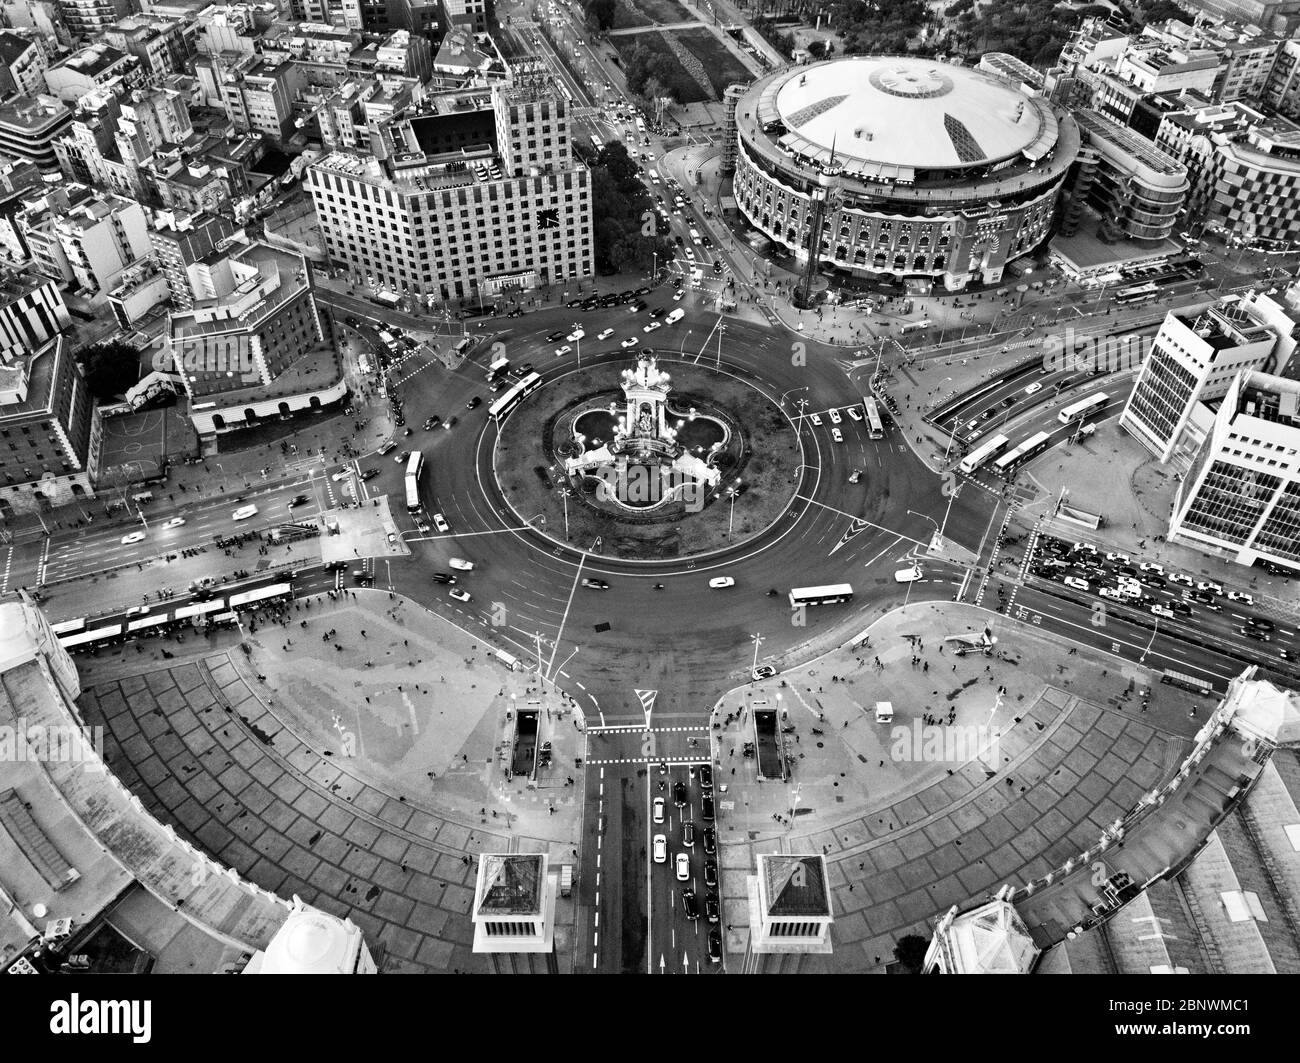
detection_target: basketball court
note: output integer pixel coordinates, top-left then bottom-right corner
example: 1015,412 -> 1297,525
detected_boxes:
98,408 -> 170,483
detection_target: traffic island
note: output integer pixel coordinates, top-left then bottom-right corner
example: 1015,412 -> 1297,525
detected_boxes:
494,355 -> 805,558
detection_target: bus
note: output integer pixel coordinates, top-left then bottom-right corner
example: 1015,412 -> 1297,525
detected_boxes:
489,371 -> 542,422
788,584 -> 854,608
1160,668 -> 1215,696
591,136 -> 603,153
58,624 -> 123,652
992,431 -> 1052,476
899,319 -> 932,334
1058,392 -> 1109,425
50,617 -> 87,637
959,433 -> 1010,475
405,449 -> 424,514
862,397 -> 884,440
1114,282 -> 1159,306
229,583 -> 293,610
487,353 -> 510,384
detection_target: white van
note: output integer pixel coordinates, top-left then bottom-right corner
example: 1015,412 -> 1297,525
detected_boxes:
689,227 -> 701,242
894,565 -> 923,583
664,308 -> 685,325
648,169 -> 660,184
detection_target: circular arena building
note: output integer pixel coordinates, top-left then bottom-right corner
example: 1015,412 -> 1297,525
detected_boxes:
732,56 -> 1080,291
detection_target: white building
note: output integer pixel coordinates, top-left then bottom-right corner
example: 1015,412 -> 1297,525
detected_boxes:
242,895 -> 376,974
746,854 -> 833,957
1168,369 -> 1300,571
471,853 -> 558,971
307,76 -> 593,304
1119,291 -> 1298,464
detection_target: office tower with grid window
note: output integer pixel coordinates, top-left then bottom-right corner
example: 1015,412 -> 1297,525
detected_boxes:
306,75 -> 592,304
1168,369 -> 1300,572
1118,292 -> 1297,465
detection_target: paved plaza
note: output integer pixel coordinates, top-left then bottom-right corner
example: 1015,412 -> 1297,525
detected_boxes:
75,591 -> 584,972
711,602 -> 1200,971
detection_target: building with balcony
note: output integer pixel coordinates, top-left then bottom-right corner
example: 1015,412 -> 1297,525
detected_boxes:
731,56 -> 1080,292
55,0 -> 135,40
148,208 -> 237,309
43,44 -> 145,105
104,14 -> 195,82
1064,109 -> 1188,243
0,29 -> 50,98
1168,369 -> 1300,569
165,240 -> 346,442
0,94 -> 72,171
307,74 -> 592,303
1119,290 -> 1298,464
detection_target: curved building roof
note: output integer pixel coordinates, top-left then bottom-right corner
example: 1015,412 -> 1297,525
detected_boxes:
767,56 -> 1051,173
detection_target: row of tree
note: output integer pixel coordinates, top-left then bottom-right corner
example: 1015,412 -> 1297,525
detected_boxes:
622,42 -> 701,104
587,141 -> 677,274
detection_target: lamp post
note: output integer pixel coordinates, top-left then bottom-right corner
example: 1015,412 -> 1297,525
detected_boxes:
750,631 -> 763,679
727,479 -> 742,542
558,487 -> 572,539
573,323 -> 582,368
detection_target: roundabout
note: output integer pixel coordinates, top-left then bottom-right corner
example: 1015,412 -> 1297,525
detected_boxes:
493,353 -> 806,559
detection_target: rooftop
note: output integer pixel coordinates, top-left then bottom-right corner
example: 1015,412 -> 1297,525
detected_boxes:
475,854 -> 543,915
761,854 -> 831,917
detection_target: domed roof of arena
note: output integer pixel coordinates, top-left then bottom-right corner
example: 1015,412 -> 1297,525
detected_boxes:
769,56 -> 1050,171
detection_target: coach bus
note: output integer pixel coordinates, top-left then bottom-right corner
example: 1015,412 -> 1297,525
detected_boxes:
788,584 -> 854,608
899,319 -> 932,334
1114,282 -> 1159,306
959,433 -> 1010,475
862,397 -> 884,440
992,431 -> 1052,476
1058,392 -> 1109,425
405,450 -> 424,515
489,371 -> 542,423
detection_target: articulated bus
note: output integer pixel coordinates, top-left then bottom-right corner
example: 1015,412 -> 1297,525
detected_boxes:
489,371 -> 542,422
862,397 -> 884,440
50,617 -> 87,637
992,431 -> 1052,476
788,584 -> 854,608
1114,282 -> 1159,306
405,449 -> 424,514
959,433 -> 1010,475
1058,392 -> 1109,425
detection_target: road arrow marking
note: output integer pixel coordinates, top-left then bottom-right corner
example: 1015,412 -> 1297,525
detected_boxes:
829,517 -> 870,556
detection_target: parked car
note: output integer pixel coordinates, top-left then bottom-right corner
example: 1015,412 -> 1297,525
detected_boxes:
653,834 -> 667,863
752,665 -> 777,681
432,513 -> 450,533
466,395 -> 482,410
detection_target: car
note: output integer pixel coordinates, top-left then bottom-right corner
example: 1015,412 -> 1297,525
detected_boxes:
377,440 -> 397,456
1072,542 -> 1098,555
1170,573 -> 1194,586
675,853 -> 689,881
1106,552 -> 1129,563
682,821 -> 695,848
831,427 -> 844,443
699,765 -> 713,791
581,577 -> 609,589
1247,617 -> 1275,632
1118,565 -> 1139,577
1099,587 -> 1123,600
674,235 -> 684,245
443,417 -> 458,430
846,406 -> 863,422
1170,601 -> 1193,616
288,494 -> 311,509
673,781 -> 687,808
1002,396 -> 1017,407
423,416 -> 442,430
752,665 -> 777,681
709,576 -> 735,589
848,470 -> 862,484
703,826 -> 716,855
596,328 -> 614,340
1140,574 -> 1166,588
643,322 -> 661,333
673,289 -> 685,301
431,573 -> 456,584
1119,584 -> 1142,599
810,413 -> 823,426
713,261 -> 723,274
232,505 -> 258,521
567,328 -> 585,341
620,337 -> 639,349
894,565 -> 924,583
1228,590 -> 1254,604
161,517 -> 186,529
466,396 -> 482,410
653,796 -> 665,824
448,557 -> 474,571
432,513 -> 450,533
701,795 -> 715,822
707,928 -> 722,963
1139,562 -> 1164,574
704,860 -> 717,888
547,330 -> 567,342
332,471 -> 352,482
1024,382 -> 1043,395
682,888 -> 699,920
1151,604 -> 1175,618
554,345 -> 572,357
1241,626 -> 1270,641
1197,580 -> 1224,594
448,588 -> 471,603
345,316 -> 359,328
653,835 -> 667,863
631,300 -> 648,312
705,893 -> 720,924
120,531 -> 146,545
1063,576 -> 1090,591
325,560 -> 349,572
360,468 -> 381,481
648,307 -> 664,319
395,450 -> 410,464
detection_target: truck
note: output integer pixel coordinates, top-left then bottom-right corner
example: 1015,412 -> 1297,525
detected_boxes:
664,308 -> 685,325
374,291 -> 401,309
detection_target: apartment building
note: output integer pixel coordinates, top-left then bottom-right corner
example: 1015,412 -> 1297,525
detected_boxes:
1119,291 -> 1298,464
148,208 -> 237,309
307,76 -> 592,303
1168,369 -> 1300,569
104,14 -> 195,82
44,44 -> 146,104
0,269 -> 69,364
55,0 -> 135,40
0,94 -> 72,171
0,30 -> 50,98
1065,109 -> 1189,243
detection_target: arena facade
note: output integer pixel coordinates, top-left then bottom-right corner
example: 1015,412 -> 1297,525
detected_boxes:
732,56 -> 1081,291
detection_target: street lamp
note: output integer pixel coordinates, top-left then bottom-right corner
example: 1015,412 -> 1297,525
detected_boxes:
573,323 -> 582,368
779,385 -> 808,407
558,486 -> 572,539
727,480 -> 742,542
750,632 -> 763,679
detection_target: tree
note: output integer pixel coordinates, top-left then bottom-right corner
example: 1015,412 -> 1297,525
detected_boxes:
1138,0 -> 1192,22
584,0 -> 617,31
78,340 -> 144,401
893,934 -> 929,973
